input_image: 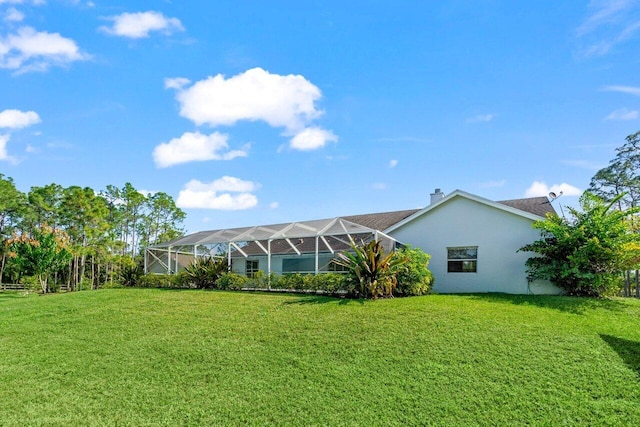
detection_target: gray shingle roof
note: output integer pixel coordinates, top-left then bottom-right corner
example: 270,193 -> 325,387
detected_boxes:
497,196 -> 556,217
342,209 -> 421,230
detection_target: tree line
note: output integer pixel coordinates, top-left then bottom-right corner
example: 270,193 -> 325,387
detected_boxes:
522,131 -> 640,297
0,176 -> 185,292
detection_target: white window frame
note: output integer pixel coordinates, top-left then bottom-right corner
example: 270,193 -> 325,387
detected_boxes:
246,260 -> 260,278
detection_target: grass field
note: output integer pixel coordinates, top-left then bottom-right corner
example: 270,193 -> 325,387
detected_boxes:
1,289 -> 639,426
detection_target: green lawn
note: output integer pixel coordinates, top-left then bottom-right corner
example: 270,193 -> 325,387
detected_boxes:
1,289 -> 639,426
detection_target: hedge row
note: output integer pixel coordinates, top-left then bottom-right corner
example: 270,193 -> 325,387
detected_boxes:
134,272 -> 350,295
133,269 -> 433,298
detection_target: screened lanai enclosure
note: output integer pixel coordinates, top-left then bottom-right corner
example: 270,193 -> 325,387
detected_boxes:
145,217 -> 401,276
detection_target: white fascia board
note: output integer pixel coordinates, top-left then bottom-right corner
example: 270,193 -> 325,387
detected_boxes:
384,189 -> 544,234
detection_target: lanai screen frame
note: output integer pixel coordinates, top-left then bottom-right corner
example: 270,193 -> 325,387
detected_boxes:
145,217 -> 400,275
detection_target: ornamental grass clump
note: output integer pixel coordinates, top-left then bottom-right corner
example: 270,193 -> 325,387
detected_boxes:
332,240 -> 408,299
184,256 -> 229,289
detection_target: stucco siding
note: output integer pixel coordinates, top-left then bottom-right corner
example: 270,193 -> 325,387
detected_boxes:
389,196 -> 561,294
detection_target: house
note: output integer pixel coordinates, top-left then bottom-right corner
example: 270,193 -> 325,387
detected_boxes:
384,189 -> 561,294
145,189 -> 562,295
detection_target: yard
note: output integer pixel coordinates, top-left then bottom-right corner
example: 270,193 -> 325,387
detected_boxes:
0,289 -> 639,425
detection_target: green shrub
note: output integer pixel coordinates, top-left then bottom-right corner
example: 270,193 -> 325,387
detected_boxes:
172,271 -> 193,289
137,274 -> 175,288
275,273 -> 306,289
19,276 -> 44,293
395,246 -> 434,296
333,240 -> 408,299
119,263 -> 143,287
184,256 -> 229,289
216,272 -> 250,290
303,273 -> 348,293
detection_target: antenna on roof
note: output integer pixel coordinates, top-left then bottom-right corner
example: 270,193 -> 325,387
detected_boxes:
548,191 -> 563,202
548,191 -> 565,218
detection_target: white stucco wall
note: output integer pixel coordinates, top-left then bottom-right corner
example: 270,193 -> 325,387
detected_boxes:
389,196 -> 562,294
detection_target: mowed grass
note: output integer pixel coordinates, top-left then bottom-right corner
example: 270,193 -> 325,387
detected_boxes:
1,290 -> 639,426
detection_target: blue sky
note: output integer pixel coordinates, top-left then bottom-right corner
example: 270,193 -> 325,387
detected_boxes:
1,0 -> 640,233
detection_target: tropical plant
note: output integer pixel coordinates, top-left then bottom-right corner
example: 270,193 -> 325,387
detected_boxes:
332,240 -> 408,299
519,192 -> 640,297
119,263 -> 144,287
184,256 -> 229,289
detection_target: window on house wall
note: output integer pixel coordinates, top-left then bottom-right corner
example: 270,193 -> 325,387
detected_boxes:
282,257 -> 315,274
447,247 -> 478,273
246,260 -> 259,278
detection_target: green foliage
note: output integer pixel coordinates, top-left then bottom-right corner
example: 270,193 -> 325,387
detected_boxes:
268,272 -> 349,294
7,225 -> 73,293
119,263 -> 144,287
184,256 -> 229,289
0,174 -> 26,237
394,246 -> 434,296
520,192 -> 640,297
590,130 -> 640,209
137,274 -> 177,289
333,240 -> 408,299
216,272 -> 250,290
0,176 -> 187,290
18,275 -> 43,293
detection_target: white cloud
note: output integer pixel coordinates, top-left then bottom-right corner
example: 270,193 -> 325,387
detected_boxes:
0,109 -> 40,128
25,143 -> 37,153
153,131 -> 248,168
176,177 -> 259,210
4,7 -> 24,22
164,68 -> 337,156
170,67 -> 333,140
0,134 -> 17,164
578,1 -> 640,56
269,202 -> 279,209
290,127 -> 337,151
605,107 -> 638,120
524,181 -> 582,198
602,85 -> 640,96
0,26 -> 88,72
577,0 -> 636,35
466,114 -> 494,123
0,133 -> 9,157
100,11 -> 184,39
164,77 -> 190,90
389,159 -> 398,168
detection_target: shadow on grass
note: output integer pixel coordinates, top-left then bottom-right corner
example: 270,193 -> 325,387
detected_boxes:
282,295 -> 363,306
601,334 -> 640,377
0,291 -> 31,302
464,293 -> 630,315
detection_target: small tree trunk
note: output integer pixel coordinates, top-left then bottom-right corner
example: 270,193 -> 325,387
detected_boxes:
0,252 -> 6,285
67,262 -> 73,292
625,271 -> 631,297
91,257 -> 95,290
39,274 -> 47,294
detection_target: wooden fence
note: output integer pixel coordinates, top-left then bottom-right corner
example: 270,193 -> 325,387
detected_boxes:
0,283 -> 26,291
